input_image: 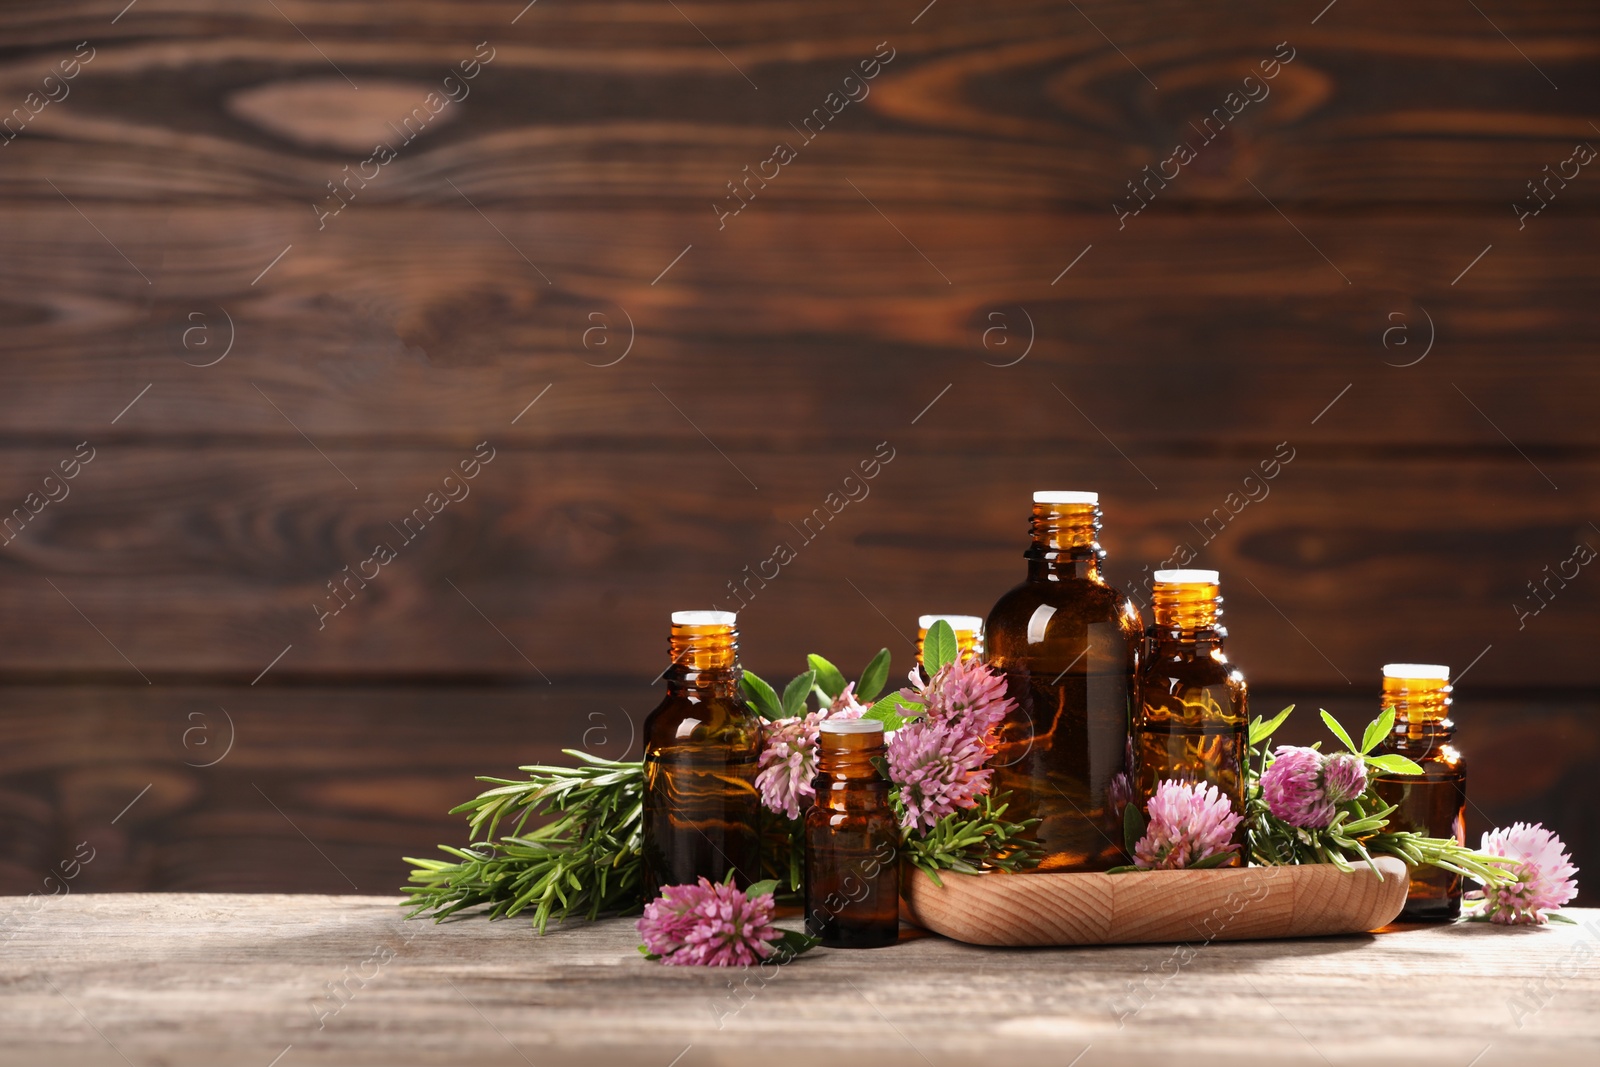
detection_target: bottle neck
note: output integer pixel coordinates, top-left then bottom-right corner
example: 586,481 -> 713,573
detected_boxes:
1025,501 -> 1106,584
814,732 -> 888,810
664,622 -> 742,698
1383,676 -> 1453,742
1152,628 -> 1226,653
1151,582 -> 1225,649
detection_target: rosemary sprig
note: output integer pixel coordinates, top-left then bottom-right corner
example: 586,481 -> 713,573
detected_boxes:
402,751 -> 646,932
901,792 -> 1041,887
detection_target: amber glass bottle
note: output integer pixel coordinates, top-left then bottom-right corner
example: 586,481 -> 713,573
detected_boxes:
916,614 -> 984,666
1133,570 -> 1248,861
804,719 -> 899,948
984,491 -> 1142,871
641,610 -> 763,896
1372,663 -> 1466,921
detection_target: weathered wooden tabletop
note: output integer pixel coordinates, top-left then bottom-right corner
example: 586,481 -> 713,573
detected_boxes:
2,895 -> 1595,1067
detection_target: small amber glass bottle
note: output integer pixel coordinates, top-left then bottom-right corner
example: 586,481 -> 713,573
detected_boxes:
1133,570 -> 1249,861
984,491 -> 1142,872
916,614 -> 985,666
804,719 -> 900,948
641,610 -> 763,896
1371,663 -> 1466,921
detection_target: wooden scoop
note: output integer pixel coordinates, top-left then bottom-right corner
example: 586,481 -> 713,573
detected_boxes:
902,857 -> 1411,946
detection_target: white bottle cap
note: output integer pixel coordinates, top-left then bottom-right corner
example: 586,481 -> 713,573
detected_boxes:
918,614 -> 985,631
819,718 -> 885,734
1033,491 -> 1099,504
1382,663 -> 1450,680
1154,569 -> 1220,584
671,610 -> 737,626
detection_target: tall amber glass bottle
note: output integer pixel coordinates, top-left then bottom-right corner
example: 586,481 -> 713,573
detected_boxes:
1372,663 -> 1466,921
641,610 -> 763,895
804,719 -> 899,948
1133,570 -> 1249,860
916,614 -> 984,666
984,491 -> 1142,871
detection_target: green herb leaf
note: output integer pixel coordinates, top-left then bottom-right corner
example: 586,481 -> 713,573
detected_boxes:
1366,753 -> 1425,776
1123,801 -> 1147,855
1249,705 -> 1294,746
807,655 -> 848,700
772,929 -> 822,957
1361,708 -> 1396,755
742,671 -> 785,721
745,879 -> 780,900
901,791 -> 1042,880
781,670 -> 817,718
864,692 -> 921,732
856,648 -> 892,701
1547,912 -> 1578,924
401,753 -> 647,933
923,620 -> 958,674
1188,851 -> 1236,870
1320,709 -> 1358,753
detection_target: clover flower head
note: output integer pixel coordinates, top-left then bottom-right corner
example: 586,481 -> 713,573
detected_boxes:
1321,752 -> 1368,804
636,878 -> 780,966
887,656 -> 1013,832
1260,746 -> 1339,828
754,684 -> 865,820
1133,780 -> 1242,870
1479,822 -> 1579,926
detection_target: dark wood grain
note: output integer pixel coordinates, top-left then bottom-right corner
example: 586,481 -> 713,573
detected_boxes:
0,207 -> 1597,448
0,685 -> 1591,901
0,2 -> 1597,210
0,1 -> 1595,897
0,448 -> 1593,685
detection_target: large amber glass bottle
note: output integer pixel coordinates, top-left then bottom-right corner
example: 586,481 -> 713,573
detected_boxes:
804,719 -> 899,948
1133,570 -> 1249,861
641,610 -> 762,895
984,491 -> 1142,871
916,614 -> 984,666
1371,663 -> 1466,921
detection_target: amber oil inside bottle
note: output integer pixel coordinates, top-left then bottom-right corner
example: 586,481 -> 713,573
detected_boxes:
1371,663 -> 1465,921
1133,570 -> 1249,864
804,719 -> 900,948
984,491 -> 1141,872
642,610 -> 762,896
916,614 -> 985,666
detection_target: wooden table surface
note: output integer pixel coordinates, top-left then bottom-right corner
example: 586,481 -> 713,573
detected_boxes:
3,895 -> 1595,1067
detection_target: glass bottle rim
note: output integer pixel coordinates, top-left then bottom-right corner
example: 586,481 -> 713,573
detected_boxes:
1382,662 -> 1450,680
819,719 -> 885,735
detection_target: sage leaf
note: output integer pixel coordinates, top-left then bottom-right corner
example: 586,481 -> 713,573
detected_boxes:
1250,705 -> 1294,746
742,671 -> 785,721
1320,709 -> 1358,752
1367,753 -> 1425,776
857,648 -> 891,701
807,654 -> 848,700
924,619 -> 958,674
782,670 -> 816,717
1361,708 -> 1395,755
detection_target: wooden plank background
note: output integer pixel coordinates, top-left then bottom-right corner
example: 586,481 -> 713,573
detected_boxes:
0,1 -> 1594,900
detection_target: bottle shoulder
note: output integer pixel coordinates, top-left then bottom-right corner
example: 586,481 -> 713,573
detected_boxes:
987,577 -> 1141,637
1143,645 -> 1247,689
643,692 -> 762,751
1375,735 -> 1465,774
